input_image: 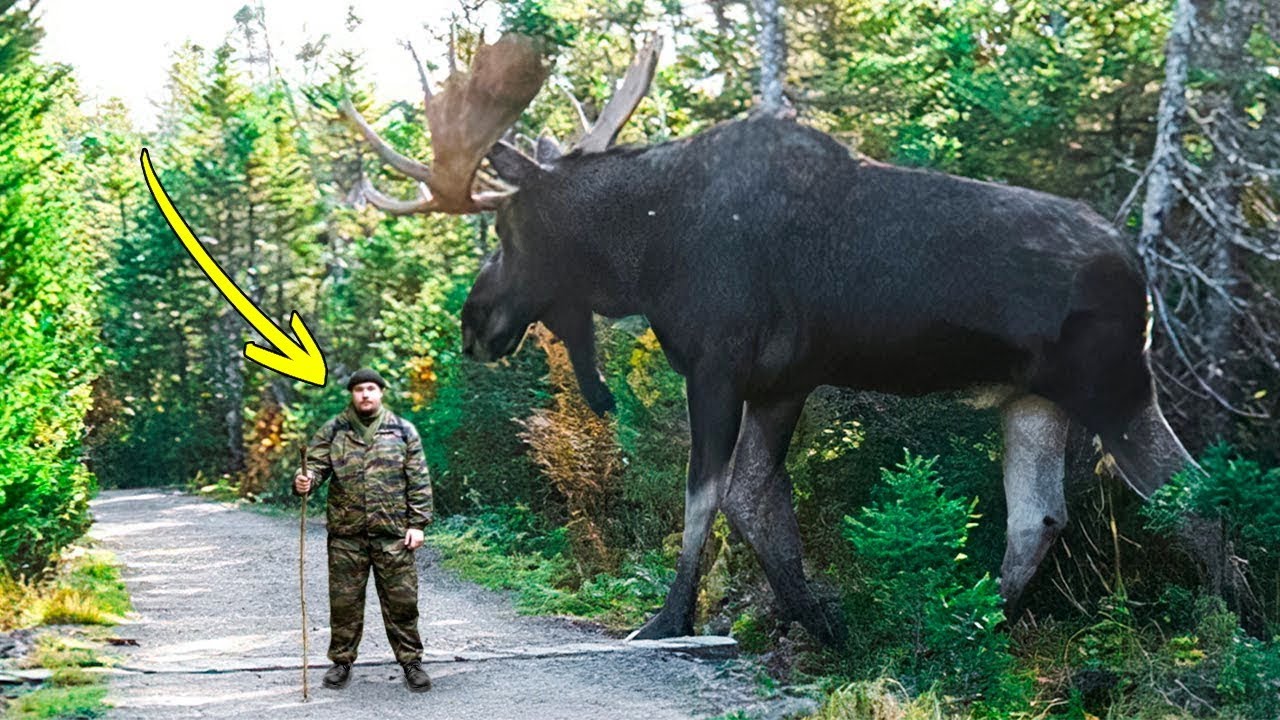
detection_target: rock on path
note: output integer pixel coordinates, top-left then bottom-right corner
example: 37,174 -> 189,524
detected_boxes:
90,490 -> 797,719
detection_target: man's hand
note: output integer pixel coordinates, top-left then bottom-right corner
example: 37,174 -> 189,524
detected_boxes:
293,470 -> 315,495
404,528 -> 424,550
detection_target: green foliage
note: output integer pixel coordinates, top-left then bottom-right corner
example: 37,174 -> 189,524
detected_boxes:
841,452 -> 1028,711
0,547 -> 130,632
0,1 -> 101,575
845,453 -> 975,579
500,0 -> 579,49
731,610 -> 772,654
1143,444 -> 1280,624
5,685 -> 108,719
426,506 -> 672,627
808,678 -> 948,720
797,0 -> 1170,208
1057,593 -> 1280,718
27,635 -> 103,670
16,4 -> 1272,717
599,324 -> 688,550
791,393 -> 1007,590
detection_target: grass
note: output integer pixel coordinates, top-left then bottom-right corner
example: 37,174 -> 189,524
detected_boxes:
3,686 -> 108,719
0,548 -> 130,631
4,636 -> 114,720
425,509 -> 674,630
22,636 -> 105,671
0,544 -> 127,720
807,679 -> 950,720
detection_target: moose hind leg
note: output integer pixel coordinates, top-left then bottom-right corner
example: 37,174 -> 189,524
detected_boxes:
722,397 -> 846,646
1000,394 -> 1070,617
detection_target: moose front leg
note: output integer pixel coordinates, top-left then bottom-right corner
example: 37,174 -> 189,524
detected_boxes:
628,375 -> 744,640
542,305 -> 615,416
722,397 -> 847,646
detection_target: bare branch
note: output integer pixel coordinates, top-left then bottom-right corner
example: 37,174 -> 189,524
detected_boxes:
402,41 -> 433,108
1151,283 -> 1270,418
1111,158 -> 1155,226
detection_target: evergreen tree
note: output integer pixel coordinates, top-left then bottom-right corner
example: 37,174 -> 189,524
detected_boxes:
0,0 -> 101,574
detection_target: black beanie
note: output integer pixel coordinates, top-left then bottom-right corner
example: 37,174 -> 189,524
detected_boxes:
346,367 -> 387,391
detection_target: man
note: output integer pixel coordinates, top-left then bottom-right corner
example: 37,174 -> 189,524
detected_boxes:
293,367 -> 434,693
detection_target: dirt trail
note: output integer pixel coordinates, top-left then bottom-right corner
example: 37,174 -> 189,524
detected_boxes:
90,489 -> 807,719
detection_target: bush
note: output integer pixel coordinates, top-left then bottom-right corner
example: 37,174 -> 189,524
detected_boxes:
600,323 -> 689,552
0,548 -> 130,631
841,451 -> 1029,711
1143,443 -> 1280,628
517,326 -> 624,574
0,3 -> 101,575
426,505 -> 672,628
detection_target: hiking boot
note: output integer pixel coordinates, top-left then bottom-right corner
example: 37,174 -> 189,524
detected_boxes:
402,659 -> 432,692
322,662 -> 352,689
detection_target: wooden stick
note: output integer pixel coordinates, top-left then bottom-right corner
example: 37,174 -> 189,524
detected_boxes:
299,446 -> 310,702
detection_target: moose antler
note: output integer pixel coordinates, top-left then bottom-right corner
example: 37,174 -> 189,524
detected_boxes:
341,33 -> 550,214
574,33 -> 661,153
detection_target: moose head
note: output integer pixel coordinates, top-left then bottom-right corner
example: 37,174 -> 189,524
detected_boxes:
340,33 -> 662,417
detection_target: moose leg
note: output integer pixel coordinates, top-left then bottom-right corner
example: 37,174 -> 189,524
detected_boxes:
722,397 -> 847,646
541,305 -> 616,417
999,394 -> 1070,616
628,375 -> 744,640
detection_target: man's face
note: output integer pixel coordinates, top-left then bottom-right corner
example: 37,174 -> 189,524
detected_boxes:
350,381 -> 383,415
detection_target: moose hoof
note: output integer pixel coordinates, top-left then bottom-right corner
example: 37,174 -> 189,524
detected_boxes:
626,609 -> 692,641
585,387 -> 616,418
793,593 -> 848,648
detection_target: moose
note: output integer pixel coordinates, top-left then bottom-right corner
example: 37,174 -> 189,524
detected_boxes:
342,34 -> 1206,646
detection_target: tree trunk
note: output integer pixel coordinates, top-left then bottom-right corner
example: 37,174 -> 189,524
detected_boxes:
1194,0 -> 1259,440
1137,0 -> 1195,279
754,0 -> 786,116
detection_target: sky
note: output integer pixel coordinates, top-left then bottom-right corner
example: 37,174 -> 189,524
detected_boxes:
34,0 -> 503,131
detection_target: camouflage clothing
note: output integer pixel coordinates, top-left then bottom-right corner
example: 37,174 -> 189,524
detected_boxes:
326,533 -> 421,664
299,403 -> 433,665
302,405 -> 433,536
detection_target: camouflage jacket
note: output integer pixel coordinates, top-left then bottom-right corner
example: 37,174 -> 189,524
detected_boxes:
299,407 -> 433,537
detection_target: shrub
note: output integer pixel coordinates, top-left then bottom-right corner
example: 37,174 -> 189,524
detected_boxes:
842,451 -> 1028,710
517,325 -> 624,574
1143,443 -> 1280,627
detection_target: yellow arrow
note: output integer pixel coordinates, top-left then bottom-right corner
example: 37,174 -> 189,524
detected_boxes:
140,148 -> 327,386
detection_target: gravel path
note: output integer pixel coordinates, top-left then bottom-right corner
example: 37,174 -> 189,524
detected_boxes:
90,490 -> 806,719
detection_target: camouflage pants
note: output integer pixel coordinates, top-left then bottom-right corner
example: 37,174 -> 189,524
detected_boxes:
326,534 -> 423,665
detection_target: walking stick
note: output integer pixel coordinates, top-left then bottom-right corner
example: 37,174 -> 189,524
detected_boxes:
299,446 -> 310,702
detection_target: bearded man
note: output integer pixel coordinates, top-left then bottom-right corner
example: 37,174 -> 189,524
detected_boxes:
293,367 -> 434,693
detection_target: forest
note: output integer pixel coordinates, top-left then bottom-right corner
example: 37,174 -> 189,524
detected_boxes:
1,0 -> 1278,717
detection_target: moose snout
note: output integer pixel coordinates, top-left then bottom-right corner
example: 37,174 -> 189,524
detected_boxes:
461,326 -> 479,359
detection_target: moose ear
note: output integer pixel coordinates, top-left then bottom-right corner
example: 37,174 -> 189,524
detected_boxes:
535,132 -> 563,163
487,141 -> 545,186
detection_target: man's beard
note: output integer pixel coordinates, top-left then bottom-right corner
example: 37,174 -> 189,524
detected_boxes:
356,401 -> 379,417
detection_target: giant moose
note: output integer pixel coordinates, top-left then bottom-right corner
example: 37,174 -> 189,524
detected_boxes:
342,34 -> 1202,645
